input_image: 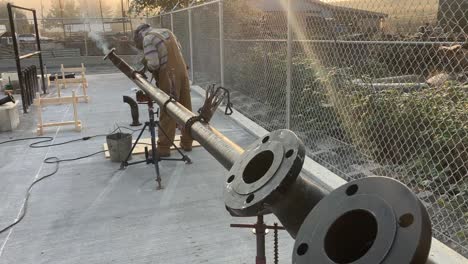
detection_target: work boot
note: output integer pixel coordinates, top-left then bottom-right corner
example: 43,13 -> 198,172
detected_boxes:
157,146 -> 171,157
180,141 -> 192,152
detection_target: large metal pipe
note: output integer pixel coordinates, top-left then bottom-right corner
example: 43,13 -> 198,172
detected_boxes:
105,49 -> 243,169
105,50 -> 434,264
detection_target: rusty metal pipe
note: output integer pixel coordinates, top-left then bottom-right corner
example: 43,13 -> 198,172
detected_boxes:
105,49 -> 243,169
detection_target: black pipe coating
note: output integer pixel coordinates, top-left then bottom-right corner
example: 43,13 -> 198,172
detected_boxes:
0,94 -> 15,106
123,95 -> 141,126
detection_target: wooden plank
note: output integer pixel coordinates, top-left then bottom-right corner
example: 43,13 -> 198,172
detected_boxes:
37,96 -> 75,105
103,135 -> 182,151
103,137 -> 201,158
42,120 -> 78,127
62,67 -> 86,72
61,78 -> 86,84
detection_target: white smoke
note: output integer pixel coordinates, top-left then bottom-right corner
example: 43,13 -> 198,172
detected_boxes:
81,17 -> 111,55
88,30 -> 110,55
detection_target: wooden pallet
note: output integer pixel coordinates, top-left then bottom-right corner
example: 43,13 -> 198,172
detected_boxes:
103,135 -> 201,158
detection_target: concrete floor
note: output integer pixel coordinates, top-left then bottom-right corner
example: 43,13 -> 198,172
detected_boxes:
0,73 -> 294,263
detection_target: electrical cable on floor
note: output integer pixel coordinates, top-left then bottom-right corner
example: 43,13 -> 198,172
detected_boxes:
0,126 -> 140,235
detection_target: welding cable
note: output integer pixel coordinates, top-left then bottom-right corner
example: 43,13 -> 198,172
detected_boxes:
0,126 -> 140,148
0,126 -> 140,235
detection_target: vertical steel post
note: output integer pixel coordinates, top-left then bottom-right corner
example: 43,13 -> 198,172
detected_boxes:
255,215 -> 266,264
59,0 -> 66,40
170,13 -> 174,32
286,0 -> 292,129
7,4 -> 27,113
33,10 -> 47,94
219,0 -> 225,87
84,21 -> 89,56
188,6 -> 194,81
121,0 -> 126,33
99,0 -> 105,32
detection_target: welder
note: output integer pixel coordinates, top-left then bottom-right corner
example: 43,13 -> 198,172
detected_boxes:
133,24 -> 193,157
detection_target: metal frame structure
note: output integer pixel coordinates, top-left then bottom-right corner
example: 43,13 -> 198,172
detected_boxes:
7,3 -> 47,113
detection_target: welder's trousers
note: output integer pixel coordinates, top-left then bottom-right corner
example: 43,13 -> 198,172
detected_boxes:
156,34 -> 193,155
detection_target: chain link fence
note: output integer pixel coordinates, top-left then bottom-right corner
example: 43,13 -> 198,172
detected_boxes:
0,16 -> 148,59
150,0 -> 467,256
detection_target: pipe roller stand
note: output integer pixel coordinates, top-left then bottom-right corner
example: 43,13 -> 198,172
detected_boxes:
224,130 -> 432,263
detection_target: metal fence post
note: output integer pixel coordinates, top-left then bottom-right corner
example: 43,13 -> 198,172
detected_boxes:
219,0 -> 225,87
188,6 -> 194,81
286,0 -> 292,129
33,10 -> 46,94
170,13 -> 174,32
84,21 -> 89,56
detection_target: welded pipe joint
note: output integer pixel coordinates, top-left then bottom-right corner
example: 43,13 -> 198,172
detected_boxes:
293,177 -> 432,264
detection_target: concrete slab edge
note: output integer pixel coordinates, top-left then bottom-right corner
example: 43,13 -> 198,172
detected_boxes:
191,84 -> 467,263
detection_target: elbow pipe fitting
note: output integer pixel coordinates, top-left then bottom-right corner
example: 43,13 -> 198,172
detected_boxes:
123,96 -> 141,126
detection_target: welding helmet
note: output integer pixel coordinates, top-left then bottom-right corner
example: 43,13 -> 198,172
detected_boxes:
134,24 -> 151,50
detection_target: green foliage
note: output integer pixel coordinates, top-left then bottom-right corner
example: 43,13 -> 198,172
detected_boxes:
291,57 -> 345,139
328,74 -> 467,185
224,43 -> 286,102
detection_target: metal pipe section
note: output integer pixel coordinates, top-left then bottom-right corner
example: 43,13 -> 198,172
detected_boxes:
105,49 -> 243,169
122,96 -> 141,126
224,130 -> 328,237
0,94 -> 15,106
224,130 -> 433,263
106,50 -> 436,263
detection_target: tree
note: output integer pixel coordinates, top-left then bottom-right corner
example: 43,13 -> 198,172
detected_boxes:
44,0 -> 81,29
85,0 -> 114,18
129,0 -> 192,15
0,1 -> 31,33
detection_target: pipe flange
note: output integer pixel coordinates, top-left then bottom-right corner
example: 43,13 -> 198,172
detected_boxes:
293,177 -> 432,264
224,130 -> 305,216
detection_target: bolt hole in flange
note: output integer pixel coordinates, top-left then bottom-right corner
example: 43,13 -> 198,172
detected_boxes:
242,150 -> 274,184
346,184 -> 358,196
297,243 -> 309,256
324,209 -> 378,264
285,149 -> 294,158
227,175 -> 235,183
399,213 -> 414,228
262,136 -> 269,143
246,194 -> 255,203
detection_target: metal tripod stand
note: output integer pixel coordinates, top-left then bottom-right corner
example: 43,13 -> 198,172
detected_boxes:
120,100 -> 191,189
